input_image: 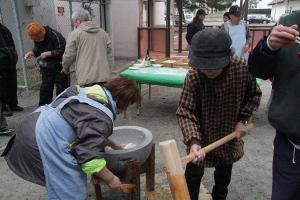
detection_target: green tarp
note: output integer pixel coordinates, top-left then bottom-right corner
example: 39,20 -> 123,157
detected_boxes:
120,66 -> 262,88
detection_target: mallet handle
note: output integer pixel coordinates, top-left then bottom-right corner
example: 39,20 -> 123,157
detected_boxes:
181,123 -> 254,165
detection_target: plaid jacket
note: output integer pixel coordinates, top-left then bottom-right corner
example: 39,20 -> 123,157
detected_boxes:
176,55 -> 262,167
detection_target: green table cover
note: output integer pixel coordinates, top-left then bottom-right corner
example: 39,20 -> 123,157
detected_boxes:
120,66 -> 262,88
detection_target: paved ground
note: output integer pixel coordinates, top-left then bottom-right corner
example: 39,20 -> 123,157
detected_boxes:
0,65 -> 274,199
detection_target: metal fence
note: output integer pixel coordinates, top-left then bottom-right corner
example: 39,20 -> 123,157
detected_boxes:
0,0 -> 109,91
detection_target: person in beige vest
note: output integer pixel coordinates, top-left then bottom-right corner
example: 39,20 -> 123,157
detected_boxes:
62,9 -> 113,86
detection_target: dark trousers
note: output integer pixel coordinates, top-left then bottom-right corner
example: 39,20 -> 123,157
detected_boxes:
0,69 -> 8,129
4,65 -> 18,107
39,67 -> 69,106
185,163 -> 233,200
0,99 -> 7,129
272,132 -> 300,200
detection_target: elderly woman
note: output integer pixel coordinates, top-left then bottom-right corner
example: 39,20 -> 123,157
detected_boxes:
24,22 -> 69,106
2,77 -> 140,200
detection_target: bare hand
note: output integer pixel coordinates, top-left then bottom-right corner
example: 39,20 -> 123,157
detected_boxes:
40,51 -> 52,59
107,137 -> 125,150
61,68 -> 70,75
112,143 -> 125,150
108,176 -> 121,189
243,44 -> 250,52
190,144 -> 206,164
268,24 -> 299,49
24,51 -> 34,61
235,122 -> 247,139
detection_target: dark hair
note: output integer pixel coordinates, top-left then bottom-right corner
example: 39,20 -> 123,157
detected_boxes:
104,77 -> 140,111
193,9 -> 206,22
223,12 -> 230,19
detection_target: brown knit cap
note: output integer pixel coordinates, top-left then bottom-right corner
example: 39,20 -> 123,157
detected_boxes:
27,22 -> 46,40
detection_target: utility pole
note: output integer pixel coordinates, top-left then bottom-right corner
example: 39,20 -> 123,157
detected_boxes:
11,0 -> 29,91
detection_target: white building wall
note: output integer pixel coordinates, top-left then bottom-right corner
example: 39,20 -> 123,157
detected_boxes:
110,0 -> 140,58
53,0 -> 101,38
271,4 -> 286,21
153,1 -> 166,26
271,1 -> 300,21
0,0 -> 56,67
288,1 -> 300,13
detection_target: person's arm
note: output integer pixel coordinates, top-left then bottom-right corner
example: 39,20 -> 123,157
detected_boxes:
186,23 -> 196,45
248,37 -> 278,80
176,71 -> 201,146
106,33 -> 113,69
64,106 -> 121,189
238,73 -> 262,122
60,103 -> 113,170
62,32 -> 77,71
249,24 -> 298,80
32,42 -> 42,57
49,30 -> 66,58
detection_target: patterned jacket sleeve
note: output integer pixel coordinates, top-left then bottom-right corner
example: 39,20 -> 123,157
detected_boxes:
176,71 -> 201,145
238,72 -> 262,121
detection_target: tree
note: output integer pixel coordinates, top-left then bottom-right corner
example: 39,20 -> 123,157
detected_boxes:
176,0 -> 235,12
249,0 -> 262,8
206,0 -> 236,10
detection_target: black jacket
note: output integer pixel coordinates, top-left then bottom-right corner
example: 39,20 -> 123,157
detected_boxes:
0,23 -> 18,70
0,23 -> 18,99
32,26 -> 66,69
248,12 -> 300,143
186,19 -> 205,45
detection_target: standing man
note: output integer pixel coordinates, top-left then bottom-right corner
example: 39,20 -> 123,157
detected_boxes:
62,9 -> 113,86
221,5 -> 251,59
0,23 -> 23,117
186,9 -> 207,57
0,23 -> 18,135
24,22 -> 69,106
177,29 -> 261,200
249,12 -> 300,200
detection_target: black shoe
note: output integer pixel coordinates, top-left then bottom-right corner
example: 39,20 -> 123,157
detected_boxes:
9,105 -> 24,112
3,109 -> 13,117
0,127 -> 14,135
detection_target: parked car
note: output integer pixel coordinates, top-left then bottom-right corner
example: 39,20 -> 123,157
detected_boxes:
248,15 -> 271,24
184,13 -> 194,23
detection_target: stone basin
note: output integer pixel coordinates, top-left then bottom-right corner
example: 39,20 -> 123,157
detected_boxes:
104,126 -> 153,173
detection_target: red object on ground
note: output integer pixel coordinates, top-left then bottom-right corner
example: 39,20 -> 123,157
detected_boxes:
297,52 -> 300,57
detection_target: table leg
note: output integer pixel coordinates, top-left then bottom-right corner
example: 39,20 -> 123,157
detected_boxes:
123,109 -> 127,119
146,143 -> 155,192
94,184 -> 103,200
136,83 -> 142,116
125,161 -> 141,200
148,84 -> 152,100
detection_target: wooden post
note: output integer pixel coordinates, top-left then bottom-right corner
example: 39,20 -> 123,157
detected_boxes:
94,184 -> 103,200
159,140 -> 190,200
125,161 -> 141,200
145,143 -> 155,191
178,0 -> 183,53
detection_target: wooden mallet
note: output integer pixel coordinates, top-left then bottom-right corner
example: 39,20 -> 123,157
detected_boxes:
159,123 -> 254,200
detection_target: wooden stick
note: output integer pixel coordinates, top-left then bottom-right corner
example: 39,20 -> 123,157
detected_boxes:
181,123 -> 254,165
159,140 -> 191,200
